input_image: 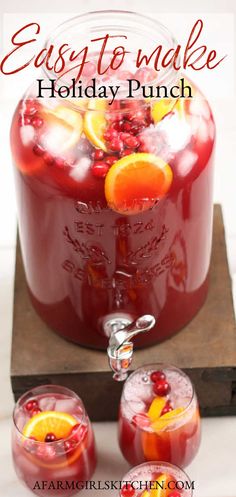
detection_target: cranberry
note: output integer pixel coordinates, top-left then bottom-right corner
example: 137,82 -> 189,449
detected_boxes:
103,128 -> 118,141
122,121 -> 132,132
31,408 -> 42,416
19,115 -> 31,126
150,370 -> 166,383
92,161 -> 109,178
110,120 -> 124,131
33,144 -> 45,156
93,149 -> 104,160
153,380 -> 171,397
106,155 -> 117,166
120,132 -> 132,141
31,117 -> 44,128
54,157 -> 66,169
25,104 -> 38,116
45,432 -> 57,443
109,137 -> 124,152
25,399 -> 39,412
123,135 -> 140,148
121,149 -> 133,157
43,153 -> 54,166
120,483 -> 135,497
138,144 -> 147,153
64,439 -> 77,453
130,120 -> 146,134
161,401 -> 173,416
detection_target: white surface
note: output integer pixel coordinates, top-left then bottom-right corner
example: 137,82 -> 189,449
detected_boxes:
0,1 -> 236,496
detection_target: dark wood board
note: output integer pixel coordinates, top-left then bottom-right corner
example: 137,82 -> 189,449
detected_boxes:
11,205 -> 236,420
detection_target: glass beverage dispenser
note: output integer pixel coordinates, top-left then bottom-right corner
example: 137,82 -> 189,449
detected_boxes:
10,11 -> 215,350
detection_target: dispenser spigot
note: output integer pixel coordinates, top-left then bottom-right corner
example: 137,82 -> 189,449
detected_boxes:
107,314 -> 155,381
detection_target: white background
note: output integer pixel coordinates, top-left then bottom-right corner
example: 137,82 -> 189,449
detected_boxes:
0,1 -> 236,496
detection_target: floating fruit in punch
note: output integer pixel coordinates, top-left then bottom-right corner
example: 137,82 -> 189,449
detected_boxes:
148,397 -> 167,422
150,371 -> 166,383
151,99 -> 175,123
121,483 -> 136,497
153,380 -> 171,397
105,153 -> 173,214
151,407 -> 185,432
84,99 -> 108,151
119,365 -> 201,467
23,411 -> 77,441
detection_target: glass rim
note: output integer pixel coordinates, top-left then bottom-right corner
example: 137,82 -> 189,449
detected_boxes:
120,460 -> 193,496
122,363 -> 196,422
40,9 -> 180,107
13,384 -> 87,445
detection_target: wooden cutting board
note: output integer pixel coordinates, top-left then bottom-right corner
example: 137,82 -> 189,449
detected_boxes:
11,205 -> 236,420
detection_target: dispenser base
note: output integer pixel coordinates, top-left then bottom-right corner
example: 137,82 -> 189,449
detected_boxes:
11,205 -> 236,420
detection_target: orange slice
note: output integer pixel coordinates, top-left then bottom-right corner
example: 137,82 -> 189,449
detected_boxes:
84,102 -> 108,151
152,407 -> 184,432
105,153 -> 173,215
151,99 -> 175,123
23,411 -> 77,441
88,98 -> 108,111
148,397 -> 167,422
152,473 -> 173,497
142,431 -> 163,461
140,473 -> 171,497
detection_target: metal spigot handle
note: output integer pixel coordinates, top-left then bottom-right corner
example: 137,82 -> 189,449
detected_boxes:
107,314 -> 156,381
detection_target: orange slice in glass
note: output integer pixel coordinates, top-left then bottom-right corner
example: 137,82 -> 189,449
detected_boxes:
152,474 -> 173,497
142,431 -> 163,461
140,473 -> 172,497
105,153 -> 173,215
148,397 -> 167,422
23,411 -> 77,441
152,407 -> 185,432
84,111 -> 107,151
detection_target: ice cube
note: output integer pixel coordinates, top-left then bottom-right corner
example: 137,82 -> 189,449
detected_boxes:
40,124 -> 71,154
39,396 -> 56,412
125,399 -> 146,421
70,157 -> 91,181
54,397 -> 77,413
20,125 -> 35,146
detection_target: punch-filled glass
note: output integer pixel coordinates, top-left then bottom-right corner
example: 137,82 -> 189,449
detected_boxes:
10,11 -> 215,349
118,364 -> 201,467
119,461 -> 193,497
12,385 -> 97,496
